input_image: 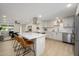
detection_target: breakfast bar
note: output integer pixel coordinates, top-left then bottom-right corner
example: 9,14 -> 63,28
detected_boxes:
19,32 -> 46,56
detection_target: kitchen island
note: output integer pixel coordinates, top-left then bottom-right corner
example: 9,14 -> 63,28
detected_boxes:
19,32 -> 46,56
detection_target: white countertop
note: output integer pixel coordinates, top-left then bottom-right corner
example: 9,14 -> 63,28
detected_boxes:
19,32 -> 46,40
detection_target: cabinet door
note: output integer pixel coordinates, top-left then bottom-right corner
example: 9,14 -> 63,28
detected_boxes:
49,33 -> 54,39
50,32 -> 56,39
46,32 -> 54,39
53,32 -> 57,39
63,17 -> 73,28
46,32 -> 62,41
56,33 -> 62,41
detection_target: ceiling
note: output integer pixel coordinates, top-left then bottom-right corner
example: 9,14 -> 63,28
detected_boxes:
0,3 -> 77,24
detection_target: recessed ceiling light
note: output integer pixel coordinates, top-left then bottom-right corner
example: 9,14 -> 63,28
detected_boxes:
38,15 -> 42,18
2,15 -> 7,18
66,4 -> 72,8
56,17 -> 59,19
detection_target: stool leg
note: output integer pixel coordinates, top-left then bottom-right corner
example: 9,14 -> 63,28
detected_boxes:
16,45 -> 21,56
13,40 -> 15,48
22,47 -> 31,56
13,41 -> 18,52
33,43 -> 36,56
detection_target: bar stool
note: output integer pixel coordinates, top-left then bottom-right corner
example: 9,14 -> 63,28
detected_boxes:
13,33 -> 20,52
15,35 -> 35,56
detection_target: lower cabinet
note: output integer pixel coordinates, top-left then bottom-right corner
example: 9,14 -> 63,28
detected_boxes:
46,32 -> 62,41
56,32 -> 62,41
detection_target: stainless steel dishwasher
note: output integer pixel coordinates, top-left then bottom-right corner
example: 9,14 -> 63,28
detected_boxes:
62,33 -> 72,43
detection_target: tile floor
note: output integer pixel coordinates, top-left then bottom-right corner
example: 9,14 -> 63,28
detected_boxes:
0,39 -> 74,56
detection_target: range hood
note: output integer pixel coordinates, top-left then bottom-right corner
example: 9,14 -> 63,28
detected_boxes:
33,17 -> 38,24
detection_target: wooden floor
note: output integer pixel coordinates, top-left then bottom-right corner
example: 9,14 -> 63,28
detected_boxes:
43,39 -> 74,56
0,39 -> 74,56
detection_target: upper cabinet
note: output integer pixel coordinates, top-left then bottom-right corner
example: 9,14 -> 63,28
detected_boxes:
63,16 -> 74,28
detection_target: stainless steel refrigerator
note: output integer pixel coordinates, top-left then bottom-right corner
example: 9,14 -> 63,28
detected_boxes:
74,13 -> 79,56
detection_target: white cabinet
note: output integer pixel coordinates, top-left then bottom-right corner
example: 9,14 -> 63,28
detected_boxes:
51,32 -> 56,40
63,16 -> 74,28
46,32 -> 54,39
46,32 -> 62,41
56,32 -> 62,41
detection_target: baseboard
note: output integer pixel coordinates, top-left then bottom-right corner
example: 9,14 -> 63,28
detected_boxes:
62,41 -> 74,45
46,37 -> 62,42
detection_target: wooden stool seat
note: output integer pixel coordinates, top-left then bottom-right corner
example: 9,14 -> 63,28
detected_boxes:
14,35 -> 35,56
16,36 -> 33,47
21,40 -> 34,47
